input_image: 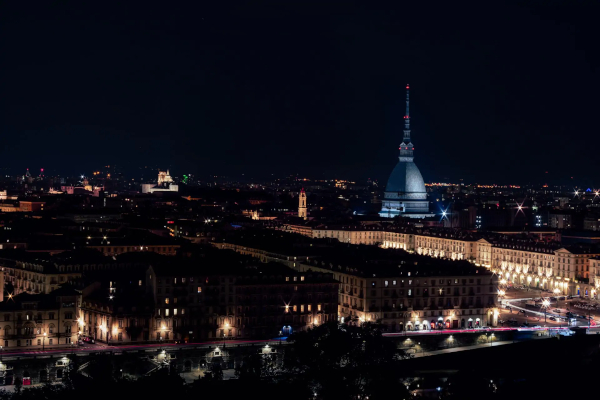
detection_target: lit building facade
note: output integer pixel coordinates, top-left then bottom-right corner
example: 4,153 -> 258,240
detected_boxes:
216,241 -> 499,330
0,287 -> 81,349
310,226 -> 600,296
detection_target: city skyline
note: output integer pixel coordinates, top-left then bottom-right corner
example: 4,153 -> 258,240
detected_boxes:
2,3 -> 600,396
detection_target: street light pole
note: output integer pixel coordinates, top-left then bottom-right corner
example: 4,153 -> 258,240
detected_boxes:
43,332 -> 46,351
542,299 -> 550,324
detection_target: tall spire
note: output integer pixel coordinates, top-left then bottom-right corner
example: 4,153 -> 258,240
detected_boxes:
399,84 -> 414,160
403,84 -> 411,143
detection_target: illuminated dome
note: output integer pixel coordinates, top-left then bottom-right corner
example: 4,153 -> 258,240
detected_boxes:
384,161 -> 426,194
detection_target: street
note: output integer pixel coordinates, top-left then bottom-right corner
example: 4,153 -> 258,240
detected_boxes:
500,286 -> 597,329
0,338 -> 286,360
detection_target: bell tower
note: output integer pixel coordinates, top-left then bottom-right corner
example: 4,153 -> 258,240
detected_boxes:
298,188 -> 307,220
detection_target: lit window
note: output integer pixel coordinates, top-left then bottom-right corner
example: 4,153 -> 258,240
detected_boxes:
317,304 -> 321,311
165,298 -> 169,304
300,276 -> 305,281
198,287 -> 202,293
307,304 -> 311,311
165,309 -> 169,317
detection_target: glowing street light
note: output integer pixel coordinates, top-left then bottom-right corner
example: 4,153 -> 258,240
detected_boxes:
541,298 -> 551,323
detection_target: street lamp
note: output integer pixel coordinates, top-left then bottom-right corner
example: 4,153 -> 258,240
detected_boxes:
43,332 -> 46,351
542,299 -> 551,323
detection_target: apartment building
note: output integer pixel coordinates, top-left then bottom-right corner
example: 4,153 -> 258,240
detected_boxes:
79,271 -> 155,344
304,226 -> 600,296
235,271 -> 338,338
146,257 -> 338,342
0,286 -> 81,349
218,232 -> 499,330
297,257 -> 498,331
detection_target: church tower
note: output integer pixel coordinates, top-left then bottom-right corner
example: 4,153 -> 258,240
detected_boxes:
298,188 -> 308,220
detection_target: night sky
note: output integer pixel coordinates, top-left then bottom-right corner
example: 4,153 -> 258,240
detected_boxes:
1,2 -> 598,185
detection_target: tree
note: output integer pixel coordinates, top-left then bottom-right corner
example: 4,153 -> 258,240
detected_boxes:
282,321 -> 410,400
13,377 -> 22,394
202,363 -> 223,381
235,350 -> 281,381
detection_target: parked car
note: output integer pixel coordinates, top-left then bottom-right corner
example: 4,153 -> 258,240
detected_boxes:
549,317 -> 557,321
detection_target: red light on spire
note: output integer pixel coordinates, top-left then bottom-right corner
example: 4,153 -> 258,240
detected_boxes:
406,85 -> 409,89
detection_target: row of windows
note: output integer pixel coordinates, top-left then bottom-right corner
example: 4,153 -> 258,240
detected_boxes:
2,337 -> 73,347
2,324 -> 67,335
377,278 -> 485,287
157,308 -> 185,317
2,312 -> 72,322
